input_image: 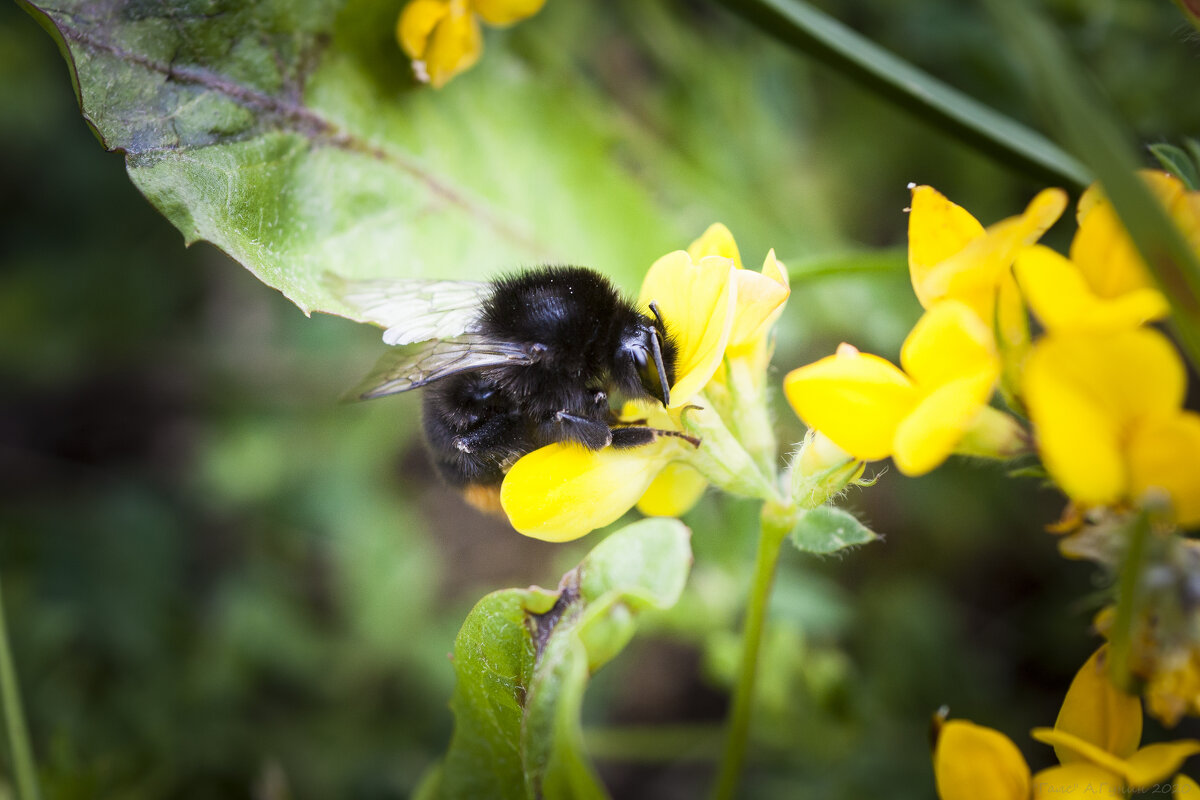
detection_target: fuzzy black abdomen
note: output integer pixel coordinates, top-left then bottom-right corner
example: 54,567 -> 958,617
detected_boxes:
421,372 -> 534,487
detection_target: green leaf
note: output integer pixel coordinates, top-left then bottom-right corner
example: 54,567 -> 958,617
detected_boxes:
429,519 -> 692,800
9,1 -> 666,315
787,505 -> 877,554
710,0 -> 1090,189
986,0 -> 1200,371
1149,143 -> 1200,191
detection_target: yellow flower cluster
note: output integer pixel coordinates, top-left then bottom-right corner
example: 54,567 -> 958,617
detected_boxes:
786,174 -> 1200,529
933,647 -> 1200,799
500,224 -> 790,542
396,0 -> 545,88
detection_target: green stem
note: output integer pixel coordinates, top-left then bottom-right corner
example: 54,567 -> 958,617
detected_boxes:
709,0 -> 1090,189
711,514 -> 790,800
0,573 -> 40,800
1107,512 -> 1150,692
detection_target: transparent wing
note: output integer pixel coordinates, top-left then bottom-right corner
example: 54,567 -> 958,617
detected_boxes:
349,336 -> 535,400
334,276 -> 493,345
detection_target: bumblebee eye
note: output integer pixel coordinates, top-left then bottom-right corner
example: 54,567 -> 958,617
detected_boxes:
629,346 -> 648,369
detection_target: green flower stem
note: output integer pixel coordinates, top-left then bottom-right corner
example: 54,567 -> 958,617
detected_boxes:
0,573 -> 40,800
710,0 -> 1090,189
1107,511 -> 1151,692
711,510 -> 791,800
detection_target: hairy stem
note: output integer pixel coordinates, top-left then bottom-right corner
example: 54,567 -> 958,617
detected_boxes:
712,513 -> 790,800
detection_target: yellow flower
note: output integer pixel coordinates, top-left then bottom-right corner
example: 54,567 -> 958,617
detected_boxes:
500,436 -> 687,542
1011,172 -> 1193,334
1022,326 -> 1200,526
397,0 -> 482,89
502,226 -> 789,541
686,223 -> 791,361
908,184 -> 1066,342
784,300 -> 1021,476
1014,245 -> 1168,333
637,249 -> 738,409
396,0 -> 545,88
472,0 -> 545,26
1071,171 -> 1196,301
932,646 -> 1200,799
933,719 -> 1031,800
1031,647 -> 1200,793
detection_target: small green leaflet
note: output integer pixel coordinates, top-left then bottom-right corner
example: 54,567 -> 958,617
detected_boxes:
787,505 -> 878,554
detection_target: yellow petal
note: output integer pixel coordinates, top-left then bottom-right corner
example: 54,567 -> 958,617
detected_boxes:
900,299 -> 999,390
687,222 -> 743,268
1033,728 -> 1200,790
639,252 -> 737,407
500,441 -> 675,542
934,720 -> 1032,800
1053,646 -> 1142,763
1176,774 -> 1200,796
1031,763 -> 1122,799
1128,411 -> 1200,527
1022,329 -> 1186,507
1120,741 -> 1200,789
908,185 -> 986,309
1014,245 -> 1168,333
636,462 -> 708,517
397,0 -> 450,59
996,269 -> 1030,351
1032,728 -> 1130,776
784,346 -> 919,461
421,2 -> 483,89
728,251 -> 790,352
893,371 -> 998,476
916,188 -> 1067,322
1072,172 -> 1185,298
472,0 -> 545,26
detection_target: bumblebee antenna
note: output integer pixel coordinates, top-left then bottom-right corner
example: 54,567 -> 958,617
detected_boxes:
647,301 -> 671,407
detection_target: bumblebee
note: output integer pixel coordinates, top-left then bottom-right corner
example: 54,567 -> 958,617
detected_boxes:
342,266 -> 695,513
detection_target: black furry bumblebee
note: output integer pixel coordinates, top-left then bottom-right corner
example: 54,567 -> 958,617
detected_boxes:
343,266 -> 696,512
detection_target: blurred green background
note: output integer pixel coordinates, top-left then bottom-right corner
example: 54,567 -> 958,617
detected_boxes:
2,0 -> 1197,797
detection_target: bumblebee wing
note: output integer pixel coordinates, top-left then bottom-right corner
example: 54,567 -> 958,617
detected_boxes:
350,336 -> 535,400
334,277 -> 493,345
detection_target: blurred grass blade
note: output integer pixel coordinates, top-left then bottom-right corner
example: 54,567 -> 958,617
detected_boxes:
987,0 -> 1200,370
710,0 -> 1090,189
0,575 -> 40,800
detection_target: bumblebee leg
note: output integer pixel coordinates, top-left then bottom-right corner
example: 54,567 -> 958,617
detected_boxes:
610,426 -> 701,449
548,411 -> 613,450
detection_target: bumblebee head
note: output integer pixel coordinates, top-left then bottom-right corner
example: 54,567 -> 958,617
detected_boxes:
619,302 -> 675,407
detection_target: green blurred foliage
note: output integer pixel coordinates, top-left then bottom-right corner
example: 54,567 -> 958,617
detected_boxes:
2,0 -> 1198,797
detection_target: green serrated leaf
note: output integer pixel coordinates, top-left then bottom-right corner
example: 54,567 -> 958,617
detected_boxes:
787,505 -> 877,554
1149,143 -> 1200,191
431,519 -> 692,800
